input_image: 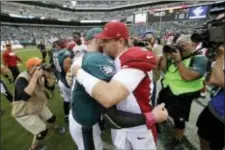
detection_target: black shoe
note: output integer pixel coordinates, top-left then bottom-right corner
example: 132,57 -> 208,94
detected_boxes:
29,145 -> 47,150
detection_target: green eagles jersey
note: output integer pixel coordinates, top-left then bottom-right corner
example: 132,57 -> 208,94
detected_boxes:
71,52 -> 116,127
53,49 -> 72,88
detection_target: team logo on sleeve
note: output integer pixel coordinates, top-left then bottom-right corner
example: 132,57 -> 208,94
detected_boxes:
100,65 -> 115,76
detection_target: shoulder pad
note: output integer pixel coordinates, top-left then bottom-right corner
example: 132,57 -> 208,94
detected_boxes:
120,47 -> 156,72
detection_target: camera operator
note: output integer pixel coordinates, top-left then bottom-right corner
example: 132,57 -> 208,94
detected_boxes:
158,34 -> 208,148
11,57 -> 65,150
196,44 -> 224,150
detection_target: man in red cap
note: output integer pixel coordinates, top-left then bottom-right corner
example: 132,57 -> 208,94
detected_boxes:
71,22 -> 168,149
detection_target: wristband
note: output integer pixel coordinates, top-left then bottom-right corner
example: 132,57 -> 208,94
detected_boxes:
76,68 -> 100,95
144,112 -> 157,129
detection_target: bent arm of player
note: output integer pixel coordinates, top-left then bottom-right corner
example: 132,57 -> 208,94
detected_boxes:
76,67 -> 166,128
76,67 -> 144,108
104,106 -> 146,129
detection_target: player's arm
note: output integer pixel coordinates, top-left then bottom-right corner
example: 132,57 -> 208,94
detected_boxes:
76,68 -> 144,108
104,106 -> 145,129
75,67 -> 167,128
16,55 -> 22,63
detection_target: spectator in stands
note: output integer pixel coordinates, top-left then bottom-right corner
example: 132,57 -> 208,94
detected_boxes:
37,40 -> 47,61
2,43 -> 22,81
196,44 -> 224,150
158,34 -> 208,149
11,57 -> 65,150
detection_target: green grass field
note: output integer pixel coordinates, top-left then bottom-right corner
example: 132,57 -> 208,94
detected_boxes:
0,46 -> 82,150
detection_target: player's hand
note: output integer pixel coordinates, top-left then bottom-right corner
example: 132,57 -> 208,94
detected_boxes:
152,103 -> 168,123
71,64 -> 81,77
71,52 -> 84,76
33,67 -> 44,79
66,68 -> 73,87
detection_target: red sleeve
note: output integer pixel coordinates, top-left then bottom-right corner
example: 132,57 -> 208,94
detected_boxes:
3,52 -> 8,66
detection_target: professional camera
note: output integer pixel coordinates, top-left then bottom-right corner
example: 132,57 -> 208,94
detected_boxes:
195,15 -> 225,80
163,44 -> 184,53
133,39 -> 149,47
194,15 -> 225,61
40,63 -> 52,72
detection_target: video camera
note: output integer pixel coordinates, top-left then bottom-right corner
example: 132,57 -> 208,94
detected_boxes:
133,39 -> 149,47
163,44 -> 184,53
195,15 -> 225,80
194,15 -> 225,60
162,33 -> 183,53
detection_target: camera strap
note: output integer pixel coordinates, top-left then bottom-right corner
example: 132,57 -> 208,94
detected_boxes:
166,47 -> 204,70
181,47 -> 204,61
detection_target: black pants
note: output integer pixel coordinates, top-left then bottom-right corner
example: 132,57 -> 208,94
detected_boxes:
197,106 -> 224,150
41,51 -> 47,60
8,66 -> 20,82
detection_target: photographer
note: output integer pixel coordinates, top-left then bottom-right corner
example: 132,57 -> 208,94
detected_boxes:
11,57 -> 65,150
158,34 -> 208,148
196,44 -> 224,150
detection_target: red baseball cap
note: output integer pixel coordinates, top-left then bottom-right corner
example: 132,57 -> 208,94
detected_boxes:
95,22 -> 129,40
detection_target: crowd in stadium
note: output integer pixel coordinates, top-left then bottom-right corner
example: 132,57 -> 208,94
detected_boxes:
1,2 -> 131,20
1,1 -> 224,150
1,19 -> 207,42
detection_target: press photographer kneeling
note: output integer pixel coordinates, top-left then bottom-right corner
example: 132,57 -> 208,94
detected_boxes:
11,57 -> 65,150
196,44 -> 224,150
158,34 -> 208,148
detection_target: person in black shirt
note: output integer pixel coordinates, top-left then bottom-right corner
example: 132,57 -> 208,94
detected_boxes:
12,57 -> 65,150
37,40 -> 47,61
